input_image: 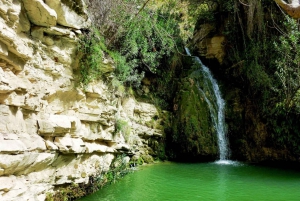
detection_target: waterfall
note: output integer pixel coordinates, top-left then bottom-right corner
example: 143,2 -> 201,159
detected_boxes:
185,48 -> 230,161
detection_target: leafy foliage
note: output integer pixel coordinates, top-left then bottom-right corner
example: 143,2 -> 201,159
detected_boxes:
118,10 -> 176,74
81,0 -> 184,88
221,0 -> 300,156
273,17 -> 300,112
77,29 -> 105,88
45,183 -> 86,201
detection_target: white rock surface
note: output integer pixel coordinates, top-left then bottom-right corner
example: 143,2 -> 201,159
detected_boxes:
22,0 -> 57,27
0,1 -> 167,200
45,0 -> 91,29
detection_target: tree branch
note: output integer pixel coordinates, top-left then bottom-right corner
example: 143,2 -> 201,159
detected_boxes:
135,0 -> 151,17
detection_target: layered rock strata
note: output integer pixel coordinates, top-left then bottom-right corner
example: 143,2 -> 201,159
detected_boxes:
0,1 -> 166,200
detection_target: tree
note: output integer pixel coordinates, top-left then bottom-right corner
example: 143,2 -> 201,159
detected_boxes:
274,16 -> 300,112
83,0 -> 183,87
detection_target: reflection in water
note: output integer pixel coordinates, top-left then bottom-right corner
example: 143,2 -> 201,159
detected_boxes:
216,164 -> 227,201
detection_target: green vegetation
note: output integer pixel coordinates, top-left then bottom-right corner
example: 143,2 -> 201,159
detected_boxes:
218,0 -> 300,157
168,69 -> 218,161
104,154 -> 131,184
77,29 -> 105,88
115,118 -> 131,142
273,17 -> 300,112
45,184 -> 85,201
78,0 -> 221,112
77,0 -> 300,161
78,0 -> 184,89
270,16 -> 300,153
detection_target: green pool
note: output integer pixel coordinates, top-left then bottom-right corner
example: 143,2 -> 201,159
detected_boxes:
79,161 -> 300,201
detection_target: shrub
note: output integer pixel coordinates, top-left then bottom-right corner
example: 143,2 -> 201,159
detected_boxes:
77,29 -> 105,88
115,119 -> 131,142
273,16 -> 300,111
82,0 -> 183,88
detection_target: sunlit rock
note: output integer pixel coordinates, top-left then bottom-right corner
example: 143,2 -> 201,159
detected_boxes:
0,138 -> 27,154
0,0 -> 166,199
22,0 -> 57,27
38,114 -> 72,135
54,137 -> 86,153
45,0 -> 90,29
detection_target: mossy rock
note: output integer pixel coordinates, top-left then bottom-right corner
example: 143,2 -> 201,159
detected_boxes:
141,154 -> 154,164
167,71 -> 218,161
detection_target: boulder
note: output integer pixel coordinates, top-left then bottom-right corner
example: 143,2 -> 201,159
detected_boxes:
0,17 -> 33,70
54,137 -> 86,153
0,92 -> 25,107
22,0 -> 57,27
19,133 -> 46,151
122,97 -> 136,119
0,139 -> 27,153
275,0 -> 300,18
45,0 -> 90,29
0,68 -> 29,93
85,142 -> 111,153
38,114 -> 74,135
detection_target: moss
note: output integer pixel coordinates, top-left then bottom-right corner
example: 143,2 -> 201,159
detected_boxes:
141,155 -> 154,164
167,70 -> 218,161
114,119 -> 131,142
145,119 -> 155,129
45,183 -> 86,201
137,157 -> 144,165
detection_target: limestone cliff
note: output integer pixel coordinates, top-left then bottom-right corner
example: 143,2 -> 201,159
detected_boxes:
0,1 -> 167,200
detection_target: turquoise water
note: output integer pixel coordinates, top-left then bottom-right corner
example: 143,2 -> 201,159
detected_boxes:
79,161 -> 300,201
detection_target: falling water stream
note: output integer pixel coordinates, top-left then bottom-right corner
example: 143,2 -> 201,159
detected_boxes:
185,48 -> 230,162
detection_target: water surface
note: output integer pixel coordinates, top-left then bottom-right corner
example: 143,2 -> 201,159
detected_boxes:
79,162 -> 300,201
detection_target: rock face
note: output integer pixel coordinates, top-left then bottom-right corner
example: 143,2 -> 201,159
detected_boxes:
191,1 -> 225,64
0,1 -> 166,200
45,0 -> 91,29
225,89 -> 299,163
22,0 -> 58,27
169,60 -> 218,161
196,35 -> 225,64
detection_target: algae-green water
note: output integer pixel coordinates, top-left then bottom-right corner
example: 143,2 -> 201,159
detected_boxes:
79,162 -> 300,201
